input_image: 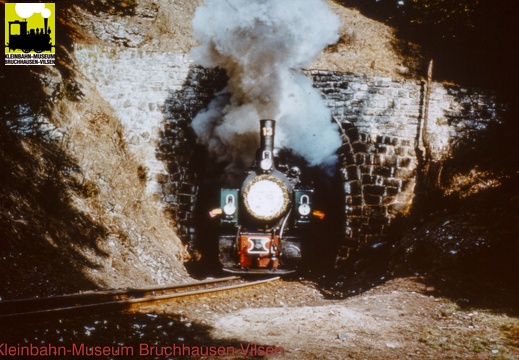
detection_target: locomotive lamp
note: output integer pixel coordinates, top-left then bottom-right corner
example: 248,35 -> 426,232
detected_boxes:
312,210 -> 326,220
220,189 -> 239,224
209,208 -> 223,218
294,189 -> 314,225
223,194 -> 237,216
297,195 -> 311,216
260,150 -> 274,172
257,119 -> 276,173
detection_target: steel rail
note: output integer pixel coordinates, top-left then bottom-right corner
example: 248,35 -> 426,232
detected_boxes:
0,276 -> 241,315
0,276 -> 280,322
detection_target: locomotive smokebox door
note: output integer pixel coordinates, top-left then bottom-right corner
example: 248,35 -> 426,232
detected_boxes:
220,189 -> 239,224
294,189 -> 314,226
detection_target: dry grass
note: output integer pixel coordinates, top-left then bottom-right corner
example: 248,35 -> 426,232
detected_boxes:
315,1 -> 424,78
68,0 -> 424,78
0,63 -> 190,299
52,77 -> 190,289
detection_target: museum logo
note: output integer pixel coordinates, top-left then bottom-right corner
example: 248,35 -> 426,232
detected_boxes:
5,3 -> 55,65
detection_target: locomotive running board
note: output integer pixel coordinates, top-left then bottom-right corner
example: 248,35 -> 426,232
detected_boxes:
222,267 -> 296,275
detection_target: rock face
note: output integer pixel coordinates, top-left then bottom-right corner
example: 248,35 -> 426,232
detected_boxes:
74,43 -> 501,269
1,49 -> 193,299
74,45 -> 193,195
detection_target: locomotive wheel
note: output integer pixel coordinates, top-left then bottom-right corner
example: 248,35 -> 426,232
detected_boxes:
22,49 -> 31,53
35,50 -> 43,53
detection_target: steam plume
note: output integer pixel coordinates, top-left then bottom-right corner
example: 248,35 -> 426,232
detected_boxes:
16,3 -> 52,19
191,0 -> 341,174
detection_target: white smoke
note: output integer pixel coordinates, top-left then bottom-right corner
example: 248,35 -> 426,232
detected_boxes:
16,3 -> 52,19
191,0 -> 341,173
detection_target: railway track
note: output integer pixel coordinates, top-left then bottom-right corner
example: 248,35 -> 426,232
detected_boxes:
0,276 -> 279,323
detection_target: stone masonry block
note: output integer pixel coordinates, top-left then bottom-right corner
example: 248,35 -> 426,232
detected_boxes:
383,155 -> 398,167
397,156 -> 413,168
351,196 -> 363,206
340,153 -> 356,166
373,166 -> 394,177
348,206 -> 364,216
384,177 -> 402,188
355,153 -> 366,165
364,205 -> 388,217
346,165 -> 360,180
344,227 -> 353,237
363,153 -> 375,165
344,180 -> 361,195
347,216 -> 367,228
352,142 -> 369,153
368,216 -> 390,226
345,127 -> 360,142
338,142 -> 353,154
363,185 -> 386,196
376,144 -> 388,154
361,223 -> 385,235
394,146 -> 408,156
365,195 -> 383,205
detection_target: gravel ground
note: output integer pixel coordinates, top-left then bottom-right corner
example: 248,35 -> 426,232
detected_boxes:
2,276 -> 518,359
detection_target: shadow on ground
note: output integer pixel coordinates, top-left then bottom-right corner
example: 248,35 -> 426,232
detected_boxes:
0,311 -> 275,360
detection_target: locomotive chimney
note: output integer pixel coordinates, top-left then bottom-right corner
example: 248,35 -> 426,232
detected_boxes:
44,18 -> 48,34
258,119 -> 275,172
260,119 -> 275,152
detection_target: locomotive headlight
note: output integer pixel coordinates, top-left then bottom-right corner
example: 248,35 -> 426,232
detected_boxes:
243,174 -> 289,221
223,203 -> 236,216
298,203 -> 311,216
260,158 -> 273,171
260,150 -> 273,172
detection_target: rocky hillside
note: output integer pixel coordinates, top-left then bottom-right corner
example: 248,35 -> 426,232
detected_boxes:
69,0 -> 423,77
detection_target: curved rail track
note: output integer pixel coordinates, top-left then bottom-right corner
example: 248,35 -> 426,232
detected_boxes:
0,276 -> 279,323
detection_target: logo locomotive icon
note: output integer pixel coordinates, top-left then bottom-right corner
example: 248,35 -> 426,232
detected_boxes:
5,3 -> 55,65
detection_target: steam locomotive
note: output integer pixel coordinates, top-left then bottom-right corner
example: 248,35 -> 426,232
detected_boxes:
6,18 -> 53,53
210,119 -> 324,274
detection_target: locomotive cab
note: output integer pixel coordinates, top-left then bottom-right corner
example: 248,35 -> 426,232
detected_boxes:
214,119 -> 321,274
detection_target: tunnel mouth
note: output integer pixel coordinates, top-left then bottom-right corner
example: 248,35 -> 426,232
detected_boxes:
158,67 -> 346,278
